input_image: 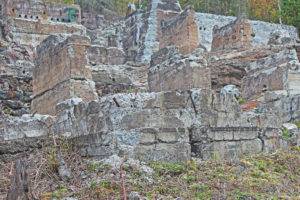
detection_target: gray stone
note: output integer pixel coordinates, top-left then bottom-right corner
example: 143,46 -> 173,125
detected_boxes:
268,29 -> 297,45
129,191 -> 141,200
195,13 -> 298,51
220,85 -> 240,98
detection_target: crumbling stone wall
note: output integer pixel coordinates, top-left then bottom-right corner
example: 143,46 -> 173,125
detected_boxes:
211,15 -> 251,51
207,45 -> 298,91
160,7 -> 199,55
0,43 -> 34,116
123,0 -> 200,63
1,0 -> 85,48
2,0 -> 81,23
31,34 -> 97,115
148,46 -> 211,92
241,48 -> 300,99
2,90 -> 296,162
195,13 -> 298,51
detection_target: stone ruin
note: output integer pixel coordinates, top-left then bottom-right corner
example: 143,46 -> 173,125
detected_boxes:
1,0 -> 300,162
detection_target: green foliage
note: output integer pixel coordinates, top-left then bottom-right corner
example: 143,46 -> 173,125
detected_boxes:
294,121 -> 300,129
46,0 -> 75,4
238,97 -> 246,104
283,129 -> 291,139
177,0 -> 299,37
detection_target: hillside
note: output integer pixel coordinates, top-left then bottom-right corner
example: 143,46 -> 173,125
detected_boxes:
0,0 -> 300,199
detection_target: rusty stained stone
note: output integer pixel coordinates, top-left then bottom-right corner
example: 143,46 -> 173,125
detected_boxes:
31,34 -> 97,115
159,7 -> 199,55
148,47 -> 211,92
211,15 -> 251,51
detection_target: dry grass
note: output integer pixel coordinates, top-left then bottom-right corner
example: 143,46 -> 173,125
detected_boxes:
1,139 -> 299,200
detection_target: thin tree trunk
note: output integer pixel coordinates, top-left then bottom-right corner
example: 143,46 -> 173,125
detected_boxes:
277,0 -> 282,24
7,160 -> 29,200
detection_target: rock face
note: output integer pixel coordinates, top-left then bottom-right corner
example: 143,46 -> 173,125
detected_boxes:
0,114 -> 54,154
123,0 -> 199,63
241,48 -> 300,99
1,0 -> 300,163
211,15 -> 251,51
2,0 -> 81,23
31,34 -> 98,115
54,90 -> 291,161
195,13 -> 298,51
148,46 -> 211,92
160,7 -> 199,55
2,0 -> 84,47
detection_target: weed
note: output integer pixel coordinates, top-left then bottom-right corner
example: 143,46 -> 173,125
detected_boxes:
238,97 -> 247,104
89,181 -> 97,190
283,129 -> 291,139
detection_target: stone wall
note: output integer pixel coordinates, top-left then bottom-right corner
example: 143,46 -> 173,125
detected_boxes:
241,48 -> 300,99
148,46 -> 211,92
211,15 -> 251,51
2,0 -> 81,23
0,43 -> 34,116
31,34 -> 98,115
1,0 -> 85,48
0,114 -> 55,154
195,13 -> 299,51
7,18 -> 86,48
1,88 -> 298,162
159,7 -> 199,55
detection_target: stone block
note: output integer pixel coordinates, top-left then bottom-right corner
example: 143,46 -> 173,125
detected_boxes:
32,34 -> 97,115
242,49 -> 300,99
157,127 -> 188,143
263,137 -> 289,153
211,15 -> 251,51
55,98 -> 111,137
87,46 -> 126,65
148,47 -> 211,92
159,7 -> 199,55
196,139 -> 262,160
0,114 -> 54,141
135,143 -> 190,163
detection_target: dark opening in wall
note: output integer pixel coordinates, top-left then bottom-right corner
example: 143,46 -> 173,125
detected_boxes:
19,14 -> 21,17
62,18 -> 65,22
51,17 -> 53,21
36,16 -> 39,19
30,16 -> 33,19
57,18 -> 59,21
24,15 -> 27,18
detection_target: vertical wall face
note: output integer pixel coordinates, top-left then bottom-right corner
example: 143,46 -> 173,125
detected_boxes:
241,48 -> 300,99
123,0 -> 199,63
148,46 -> 211,92
2,0 -> 85,48
159,7 -> 199,55
31,34 -> 98,115
211,16 -> 251,51
195,13 -> 299,52
3,0 -> 81,23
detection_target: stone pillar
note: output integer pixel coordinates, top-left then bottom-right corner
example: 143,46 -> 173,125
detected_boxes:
31,34 -> 98,115
159,6 -> 199,55
211,15 -> 251,51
